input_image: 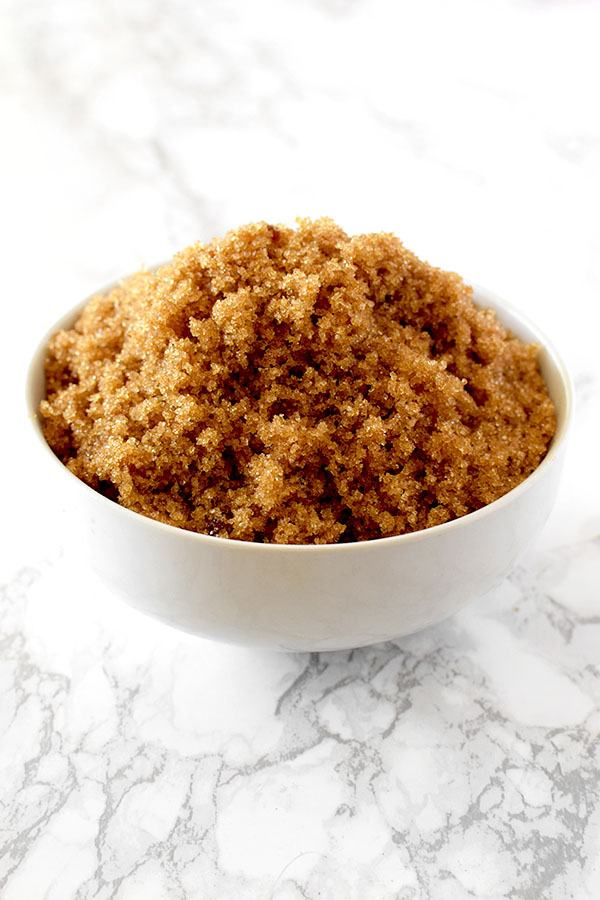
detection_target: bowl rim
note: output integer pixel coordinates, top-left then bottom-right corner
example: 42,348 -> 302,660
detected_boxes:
26,277 -> 574,555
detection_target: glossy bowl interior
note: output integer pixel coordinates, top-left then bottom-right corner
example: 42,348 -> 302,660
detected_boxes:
26,282 -> 573,651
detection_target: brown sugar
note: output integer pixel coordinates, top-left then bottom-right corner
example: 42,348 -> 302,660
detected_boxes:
40,218 -> 556,544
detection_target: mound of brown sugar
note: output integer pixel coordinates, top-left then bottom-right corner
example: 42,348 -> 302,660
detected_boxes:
40,218 -> 556,544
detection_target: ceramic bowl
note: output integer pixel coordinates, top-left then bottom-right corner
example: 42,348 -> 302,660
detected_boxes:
26,282 -> 573,651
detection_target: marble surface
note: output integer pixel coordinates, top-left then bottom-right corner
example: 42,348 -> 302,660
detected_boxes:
2,0 -> 600,897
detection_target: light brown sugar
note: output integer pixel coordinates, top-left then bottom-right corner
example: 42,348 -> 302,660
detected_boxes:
41,219 -> 556,543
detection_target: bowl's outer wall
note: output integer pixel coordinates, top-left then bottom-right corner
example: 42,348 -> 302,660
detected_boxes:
27,286 -> 572,651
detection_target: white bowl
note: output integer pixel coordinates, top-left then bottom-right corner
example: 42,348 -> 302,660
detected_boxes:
26,282 -> 573,651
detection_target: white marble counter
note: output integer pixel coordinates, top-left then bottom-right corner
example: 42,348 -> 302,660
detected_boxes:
2,0 -> 600,897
